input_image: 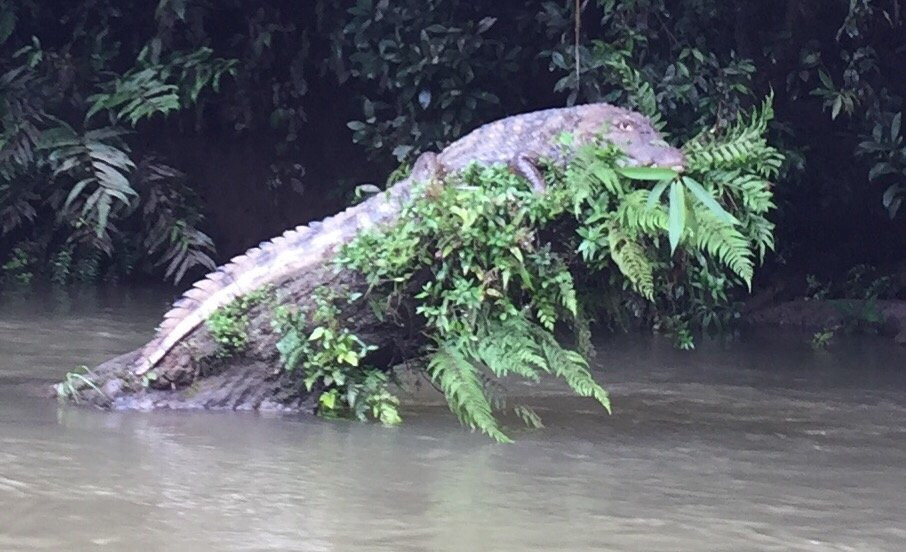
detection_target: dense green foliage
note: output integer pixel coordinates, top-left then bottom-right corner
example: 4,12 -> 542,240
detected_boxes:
567,99 -> 780,347
206,286 -> 273,357
321,101 -> 777,440
274,287 -> 401,425
0,0 -> 903,291
0,2 -> 233,285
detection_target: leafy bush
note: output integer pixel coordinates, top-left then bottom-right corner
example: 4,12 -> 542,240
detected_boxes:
0,2 -> 229,285
206,287 -> 273,357
274,287 -> 401,426
327,99 -> 779,439
0,245 -> 33,286
329,0 -> 526,161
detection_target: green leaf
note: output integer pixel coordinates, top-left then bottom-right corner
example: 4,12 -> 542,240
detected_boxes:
96,196 -> 111,237
509,246 -> 523,263
682,177 -> 739,225
64,179 -> 92,210
668,182 -> 686,252
831,96 -> 842,120
646,180 -> 670,209
0,10 -> 15,45
319,390 -> 337,410
308,326 -> 325,341
616,167 -> 679,181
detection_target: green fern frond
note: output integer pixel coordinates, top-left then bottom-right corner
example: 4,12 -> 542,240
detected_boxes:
555,271 -> 579,315
474,318 -> 546,380
535,333 -> 611,413
684,96 -> 782,177
428,344 -> 511,443
608,229 -> 655,300
742,213 -> 776,262
690,211 -> 754,285
564,144 -> 626,197
615,189 -> 669,235
513,404 -> 544,429
42,125 -> 137,239
730,173 -> 775,214
429,315 -> 610,441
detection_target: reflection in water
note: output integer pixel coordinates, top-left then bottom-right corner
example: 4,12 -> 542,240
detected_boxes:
1,287 -> 905,551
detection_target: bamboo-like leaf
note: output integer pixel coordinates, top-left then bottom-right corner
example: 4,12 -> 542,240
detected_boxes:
682,176 -> 738,225
646,179 -> 670,209
668,181 -> 686,252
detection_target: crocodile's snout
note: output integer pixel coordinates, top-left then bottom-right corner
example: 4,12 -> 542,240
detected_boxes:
625,140 -> 686,172
600,109 -> 687,173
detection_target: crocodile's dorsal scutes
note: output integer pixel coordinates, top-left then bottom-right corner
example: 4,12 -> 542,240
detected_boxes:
133,179 -> 415,376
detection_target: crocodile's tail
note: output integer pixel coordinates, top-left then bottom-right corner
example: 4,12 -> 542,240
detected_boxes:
133,154 -> 437,376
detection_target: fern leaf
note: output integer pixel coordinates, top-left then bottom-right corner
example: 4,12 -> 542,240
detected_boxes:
690,211 -> 755,286
428,345 -> 512,443
608,229 -> 655,300
514,404 -> 544,429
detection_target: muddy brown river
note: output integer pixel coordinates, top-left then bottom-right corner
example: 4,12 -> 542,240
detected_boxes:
1,287 -> 905,551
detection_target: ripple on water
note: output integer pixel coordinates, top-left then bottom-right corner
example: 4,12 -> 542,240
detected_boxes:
1,288 -> 905,551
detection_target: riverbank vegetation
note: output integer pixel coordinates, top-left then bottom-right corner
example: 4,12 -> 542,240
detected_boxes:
1,1 -> 904,293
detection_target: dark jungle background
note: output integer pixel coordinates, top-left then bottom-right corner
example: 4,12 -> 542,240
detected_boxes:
1,0 -> 904,301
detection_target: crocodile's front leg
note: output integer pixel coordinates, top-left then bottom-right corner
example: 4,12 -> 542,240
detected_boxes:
511,155 -> 546,193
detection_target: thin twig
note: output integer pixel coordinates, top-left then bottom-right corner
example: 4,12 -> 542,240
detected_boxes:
575,0 -> 581,86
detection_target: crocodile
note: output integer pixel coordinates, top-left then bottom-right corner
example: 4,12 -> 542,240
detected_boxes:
131,103 -> 685,381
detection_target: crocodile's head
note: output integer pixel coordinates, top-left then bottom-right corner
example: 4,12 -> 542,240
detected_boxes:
580,105 -> 686,172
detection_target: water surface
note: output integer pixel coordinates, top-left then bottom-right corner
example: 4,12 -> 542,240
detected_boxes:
1,288 -> 905,551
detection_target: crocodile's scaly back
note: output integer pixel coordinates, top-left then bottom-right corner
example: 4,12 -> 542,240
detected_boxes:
437,104 -> 685,174
134,154 -> 438,376
134,104 -> 683,376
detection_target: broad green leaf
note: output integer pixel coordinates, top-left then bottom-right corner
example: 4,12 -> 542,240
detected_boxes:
869,162 -> 896,181
319,391 -> 336,410
308,326 -> 325,341
668,181 -> 686,252
88,143 -> 134,169
889,197 -> 902,218
831,96 -> 842,120
616,166 -> 679,181
682,176 -> 738,225
882,183 -> 902,207
646,180 -> 670,209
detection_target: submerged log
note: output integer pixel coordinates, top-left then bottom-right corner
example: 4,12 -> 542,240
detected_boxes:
62,265 -> 422,411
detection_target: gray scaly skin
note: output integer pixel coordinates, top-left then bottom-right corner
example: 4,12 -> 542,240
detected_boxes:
133,103 -> 685,376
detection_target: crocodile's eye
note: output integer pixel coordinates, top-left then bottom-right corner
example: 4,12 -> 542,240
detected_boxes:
615,120 -> 634,131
